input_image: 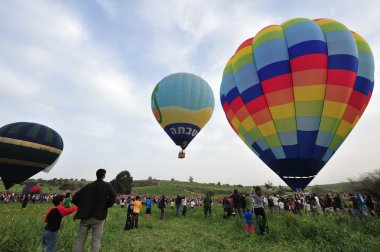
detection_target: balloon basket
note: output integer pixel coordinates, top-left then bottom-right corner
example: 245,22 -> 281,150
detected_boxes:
178,151 -> 185,159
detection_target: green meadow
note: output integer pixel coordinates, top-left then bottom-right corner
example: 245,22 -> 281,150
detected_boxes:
0,202 -> 379,252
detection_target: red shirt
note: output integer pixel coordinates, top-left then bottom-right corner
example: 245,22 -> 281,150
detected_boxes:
44,205 -> 78,232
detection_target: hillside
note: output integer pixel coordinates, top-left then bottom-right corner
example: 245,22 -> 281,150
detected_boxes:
132,180 -> 253,197
1,178 -> 354,197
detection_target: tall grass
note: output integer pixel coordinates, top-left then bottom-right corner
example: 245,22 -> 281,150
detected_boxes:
0,202 -> 379,251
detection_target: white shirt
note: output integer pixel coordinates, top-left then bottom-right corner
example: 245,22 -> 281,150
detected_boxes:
263,197 -> 268,205
181,198 -> 187,206
315,196 -> 321,206
273,196 -> 279,206
279,202 -> 284,209
305,203 -> 311,211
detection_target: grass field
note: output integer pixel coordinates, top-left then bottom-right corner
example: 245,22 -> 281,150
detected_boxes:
0,202 -> 379,252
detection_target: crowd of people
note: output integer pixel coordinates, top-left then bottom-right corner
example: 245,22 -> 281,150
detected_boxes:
1,171 -> 380,252
0,191 -> 56,204
219,189 -> 380,219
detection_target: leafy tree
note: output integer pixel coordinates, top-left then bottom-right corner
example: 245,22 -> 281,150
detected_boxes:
276,185 -> 285,196
110,170 -> 133,194
264,181 -> 273,190
59,181 -> 76,191
189,176 -> 194,183
217,182 -> 221,186
311,185 -> 328,196
348,169 -> 380,198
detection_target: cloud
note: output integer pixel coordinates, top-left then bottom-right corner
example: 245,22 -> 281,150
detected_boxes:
95,0 -> 118,18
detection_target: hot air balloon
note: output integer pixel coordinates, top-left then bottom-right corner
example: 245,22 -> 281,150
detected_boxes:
151,73 -> 215,158
0,122 -> 64,189
22,182 -> 42,195
220,18 -> 374,191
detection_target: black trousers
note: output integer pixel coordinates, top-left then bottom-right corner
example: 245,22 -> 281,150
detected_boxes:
132,213 -> 139,228
254,207 -> 267,233
204,206 -> 211,217
160,208 -> 165,220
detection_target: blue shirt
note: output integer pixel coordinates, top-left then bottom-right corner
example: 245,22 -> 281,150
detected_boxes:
244,211 -> 253,224
146,199 -> 152,209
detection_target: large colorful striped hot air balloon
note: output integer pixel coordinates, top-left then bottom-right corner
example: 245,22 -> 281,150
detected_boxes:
152,73 -> 215,158
0,122 -> 64,189
220,18 -> 375,191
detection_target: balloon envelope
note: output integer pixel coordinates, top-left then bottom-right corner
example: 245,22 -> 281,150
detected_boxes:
220,18 -> 374,191
151,73 -> 215,151
0,122 -> 64,189
22,182 -> 42,195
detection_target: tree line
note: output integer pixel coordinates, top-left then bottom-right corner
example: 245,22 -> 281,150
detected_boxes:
13,168 -> 380,197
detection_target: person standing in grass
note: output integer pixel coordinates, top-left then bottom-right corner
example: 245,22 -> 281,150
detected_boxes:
124,200 -> 134,231
181,196 -> 187,216
223,196 -> 232,219
158,195 -> 166,220
231,189 -> 242,217
175,195 -> 182,216
132,196 -> 142,228
42,194 -> 78,252
63,192 -> 72,208
21,194 -> 29,208
333,193 -> 343,215
72,168 -> 116,252
251,186 -> 268,234
145,196 -> 152,220
204,193 -> 212,218
278,199 -> 285,213
272,194 -> 279,213
244,208 -> 255,234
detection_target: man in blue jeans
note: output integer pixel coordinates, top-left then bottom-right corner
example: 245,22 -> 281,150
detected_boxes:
175,195 -> 182,216
72,169 -> 116,252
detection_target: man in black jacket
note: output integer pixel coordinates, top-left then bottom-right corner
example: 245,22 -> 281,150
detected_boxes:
231,189 -> 242,217
72,168 -> 116,252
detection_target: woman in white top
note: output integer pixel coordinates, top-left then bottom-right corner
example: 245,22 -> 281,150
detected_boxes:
251,186 -> 268,234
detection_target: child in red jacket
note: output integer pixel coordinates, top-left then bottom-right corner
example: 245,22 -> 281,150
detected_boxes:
42,194 -> 78,252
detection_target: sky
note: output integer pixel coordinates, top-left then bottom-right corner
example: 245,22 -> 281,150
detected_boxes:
0,0 -> 379,187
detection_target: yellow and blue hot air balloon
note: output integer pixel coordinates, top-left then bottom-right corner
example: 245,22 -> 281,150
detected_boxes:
220,18 -> 375,191
0,122 -> 64,189
152,73 -> 215,158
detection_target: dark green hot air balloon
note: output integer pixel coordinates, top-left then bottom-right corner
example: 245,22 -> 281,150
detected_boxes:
0,122 -> 64,189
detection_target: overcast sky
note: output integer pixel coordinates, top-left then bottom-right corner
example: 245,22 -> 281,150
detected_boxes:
1,0 -> 379,187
